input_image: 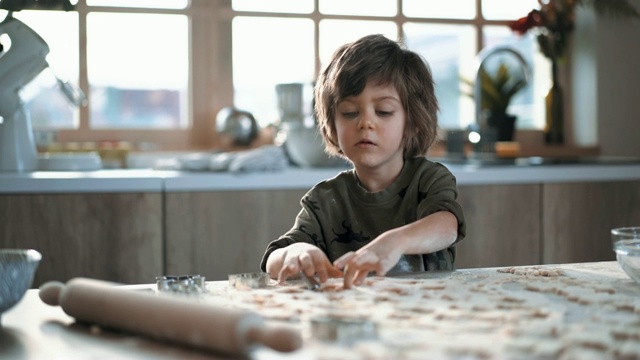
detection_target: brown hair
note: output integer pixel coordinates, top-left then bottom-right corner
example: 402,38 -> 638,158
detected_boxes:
314,34 -> 439,159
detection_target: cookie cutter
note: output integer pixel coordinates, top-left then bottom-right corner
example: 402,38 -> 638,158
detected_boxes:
300,271 -> 320,291
156,274 -> 206,294
228,272 -> 270,289
309,314 -> 378,344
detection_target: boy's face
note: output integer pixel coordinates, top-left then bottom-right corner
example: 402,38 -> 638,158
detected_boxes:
334,82 -> 406,173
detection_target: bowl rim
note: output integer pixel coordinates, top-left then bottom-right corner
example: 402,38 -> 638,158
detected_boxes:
0,249 -> 42,262
612,227 -> 640,235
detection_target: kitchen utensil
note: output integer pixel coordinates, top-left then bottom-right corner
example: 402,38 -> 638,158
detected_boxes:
228,272 -> 270,289
156,274 -> 206,294
281,121 -> 348,168
275,83 -> 304,122
215,106 -> 259,147
309,314 -> 377,344
0,249 -> 41,321
0,15 -> 48,172
38,277 -> 302,356
0,14 -> 86,172
611,226 -> 640,285
299,271 -> 320,291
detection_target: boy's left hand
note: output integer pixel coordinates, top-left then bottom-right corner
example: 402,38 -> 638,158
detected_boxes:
333,233 -> 403,288
277,243 -> 342,285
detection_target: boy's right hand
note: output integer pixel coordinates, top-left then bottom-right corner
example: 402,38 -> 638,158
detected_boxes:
270,243 -> 342,285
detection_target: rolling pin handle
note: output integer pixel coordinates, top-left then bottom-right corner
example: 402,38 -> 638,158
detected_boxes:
38,281 -> 65,306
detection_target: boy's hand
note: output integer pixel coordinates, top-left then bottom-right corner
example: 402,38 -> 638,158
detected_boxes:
275,243 -> 342,285
333,233 -> 403,289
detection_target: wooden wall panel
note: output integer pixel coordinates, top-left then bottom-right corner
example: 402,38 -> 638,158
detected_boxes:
454,184 -> 542,269
542,181 -> 640,264
0,193 -> 163,287
165,189 -> 306,280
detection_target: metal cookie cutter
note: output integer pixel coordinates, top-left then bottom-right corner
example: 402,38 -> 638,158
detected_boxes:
300,271 -> 320,291
228,272 -> 270,289
310,314 -> 378,345
156,274 -> 206,294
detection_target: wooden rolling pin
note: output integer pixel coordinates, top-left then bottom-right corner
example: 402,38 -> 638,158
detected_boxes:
39,277 -> 302,356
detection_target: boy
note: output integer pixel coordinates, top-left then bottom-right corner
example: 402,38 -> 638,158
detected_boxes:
260,34 -> 466,288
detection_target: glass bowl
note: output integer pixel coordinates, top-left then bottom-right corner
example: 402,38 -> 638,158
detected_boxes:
0,249 -> 41,320
612,227 -> 640,285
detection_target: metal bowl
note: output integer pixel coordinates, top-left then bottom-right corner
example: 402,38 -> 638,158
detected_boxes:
282,122 -> 348,168
215,107 -> 259,147
0,249 -> 41,319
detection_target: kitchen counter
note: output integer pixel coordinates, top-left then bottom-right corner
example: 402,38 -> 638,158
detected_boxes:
1,157 -> 640,193
2,261 -> 639,359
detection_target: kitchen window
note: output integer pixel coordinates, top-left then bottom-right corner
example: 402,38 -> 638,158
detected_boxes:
2,0 -> 544,151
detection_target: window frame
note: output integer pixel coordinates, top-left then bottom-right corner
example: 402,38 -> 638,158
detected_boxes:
48,0 -> 535,151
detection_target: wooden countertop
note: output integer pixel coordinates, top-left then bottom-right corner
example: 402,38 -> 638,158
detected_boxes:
2,261 -> 639,359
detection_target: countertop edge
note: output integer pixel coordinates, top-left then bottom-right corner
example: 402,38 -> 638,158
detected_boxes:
1,164 -> 639,194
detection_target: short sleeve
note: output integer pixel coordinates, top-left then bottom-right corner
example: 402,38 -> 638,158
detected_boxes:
417,164 -> 466,244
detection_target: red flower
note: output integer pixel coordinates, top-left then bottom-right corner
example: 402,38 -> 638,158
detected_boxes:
508,1 -> 578,60
509,0 -> 638,60
509,10 -> 544,35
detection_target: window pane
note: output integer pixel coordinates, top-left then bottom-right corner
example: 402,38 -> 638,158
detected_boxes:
403,23 -> 476,129
319,20 -> 397,67
483,25 -> 544,130
232,0 -> 313,14
86,0 -> 188,9
403,0 -> 475,19
87,13 -> 188,129
482,0 -> 539,21
233,17 -> 315,127
7,10 -> 80,129
319,0 -> 396,16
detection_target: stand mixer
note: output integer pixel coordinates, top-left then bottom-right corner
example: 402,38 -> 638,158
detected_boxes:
0,12 -> 85,172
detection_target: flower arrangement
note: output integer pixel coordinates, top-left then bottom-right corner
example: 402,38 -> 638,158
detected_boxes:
509,0 -> 639,60
509,0 -> 639,144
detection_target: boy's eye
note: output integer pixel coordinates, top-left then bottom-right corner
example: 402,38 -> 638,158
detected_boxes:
341,111 -> 358,118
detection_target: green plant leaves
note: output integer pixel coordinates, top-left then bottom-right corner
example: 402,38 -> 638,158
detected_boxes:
477,63 -> 527,118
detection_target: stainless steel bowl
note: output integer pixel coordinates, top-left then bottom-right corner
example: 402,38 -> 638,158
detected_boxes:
216,107 -> 259,147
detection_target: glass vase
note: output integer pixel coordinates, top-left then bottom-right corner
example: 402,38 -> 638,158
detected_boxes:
544,58 -> 564,144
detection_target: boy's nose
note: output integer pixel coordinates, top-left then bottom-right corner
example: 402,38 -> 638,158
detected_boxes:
357,111 -> 374,129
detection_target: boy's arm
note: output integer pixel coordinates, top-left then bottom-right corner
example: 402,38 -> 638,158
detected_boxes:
334,210 -> 457,288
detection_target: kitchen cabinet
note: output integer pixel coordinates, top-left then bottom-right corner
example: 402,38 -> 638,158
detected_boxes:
542,180 -> 640,264
0,193 -> 163,287
454,184 -> 542,269
3,170 -> 638,286
165,189 -> 307,280
164,184 -> 544,275
455,180 -> 640,268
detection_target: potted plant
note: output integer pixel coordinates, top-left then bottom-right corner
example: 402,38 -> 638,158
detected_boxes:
463,61 -> 528,142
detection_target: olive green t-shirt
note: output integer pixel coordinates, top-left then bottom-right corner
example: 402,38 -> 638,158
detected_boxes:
260,157 -> 466,274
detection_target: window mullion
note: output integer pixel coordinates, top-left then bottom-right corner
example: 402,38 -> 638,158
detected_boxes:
76,0 -> 90,131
